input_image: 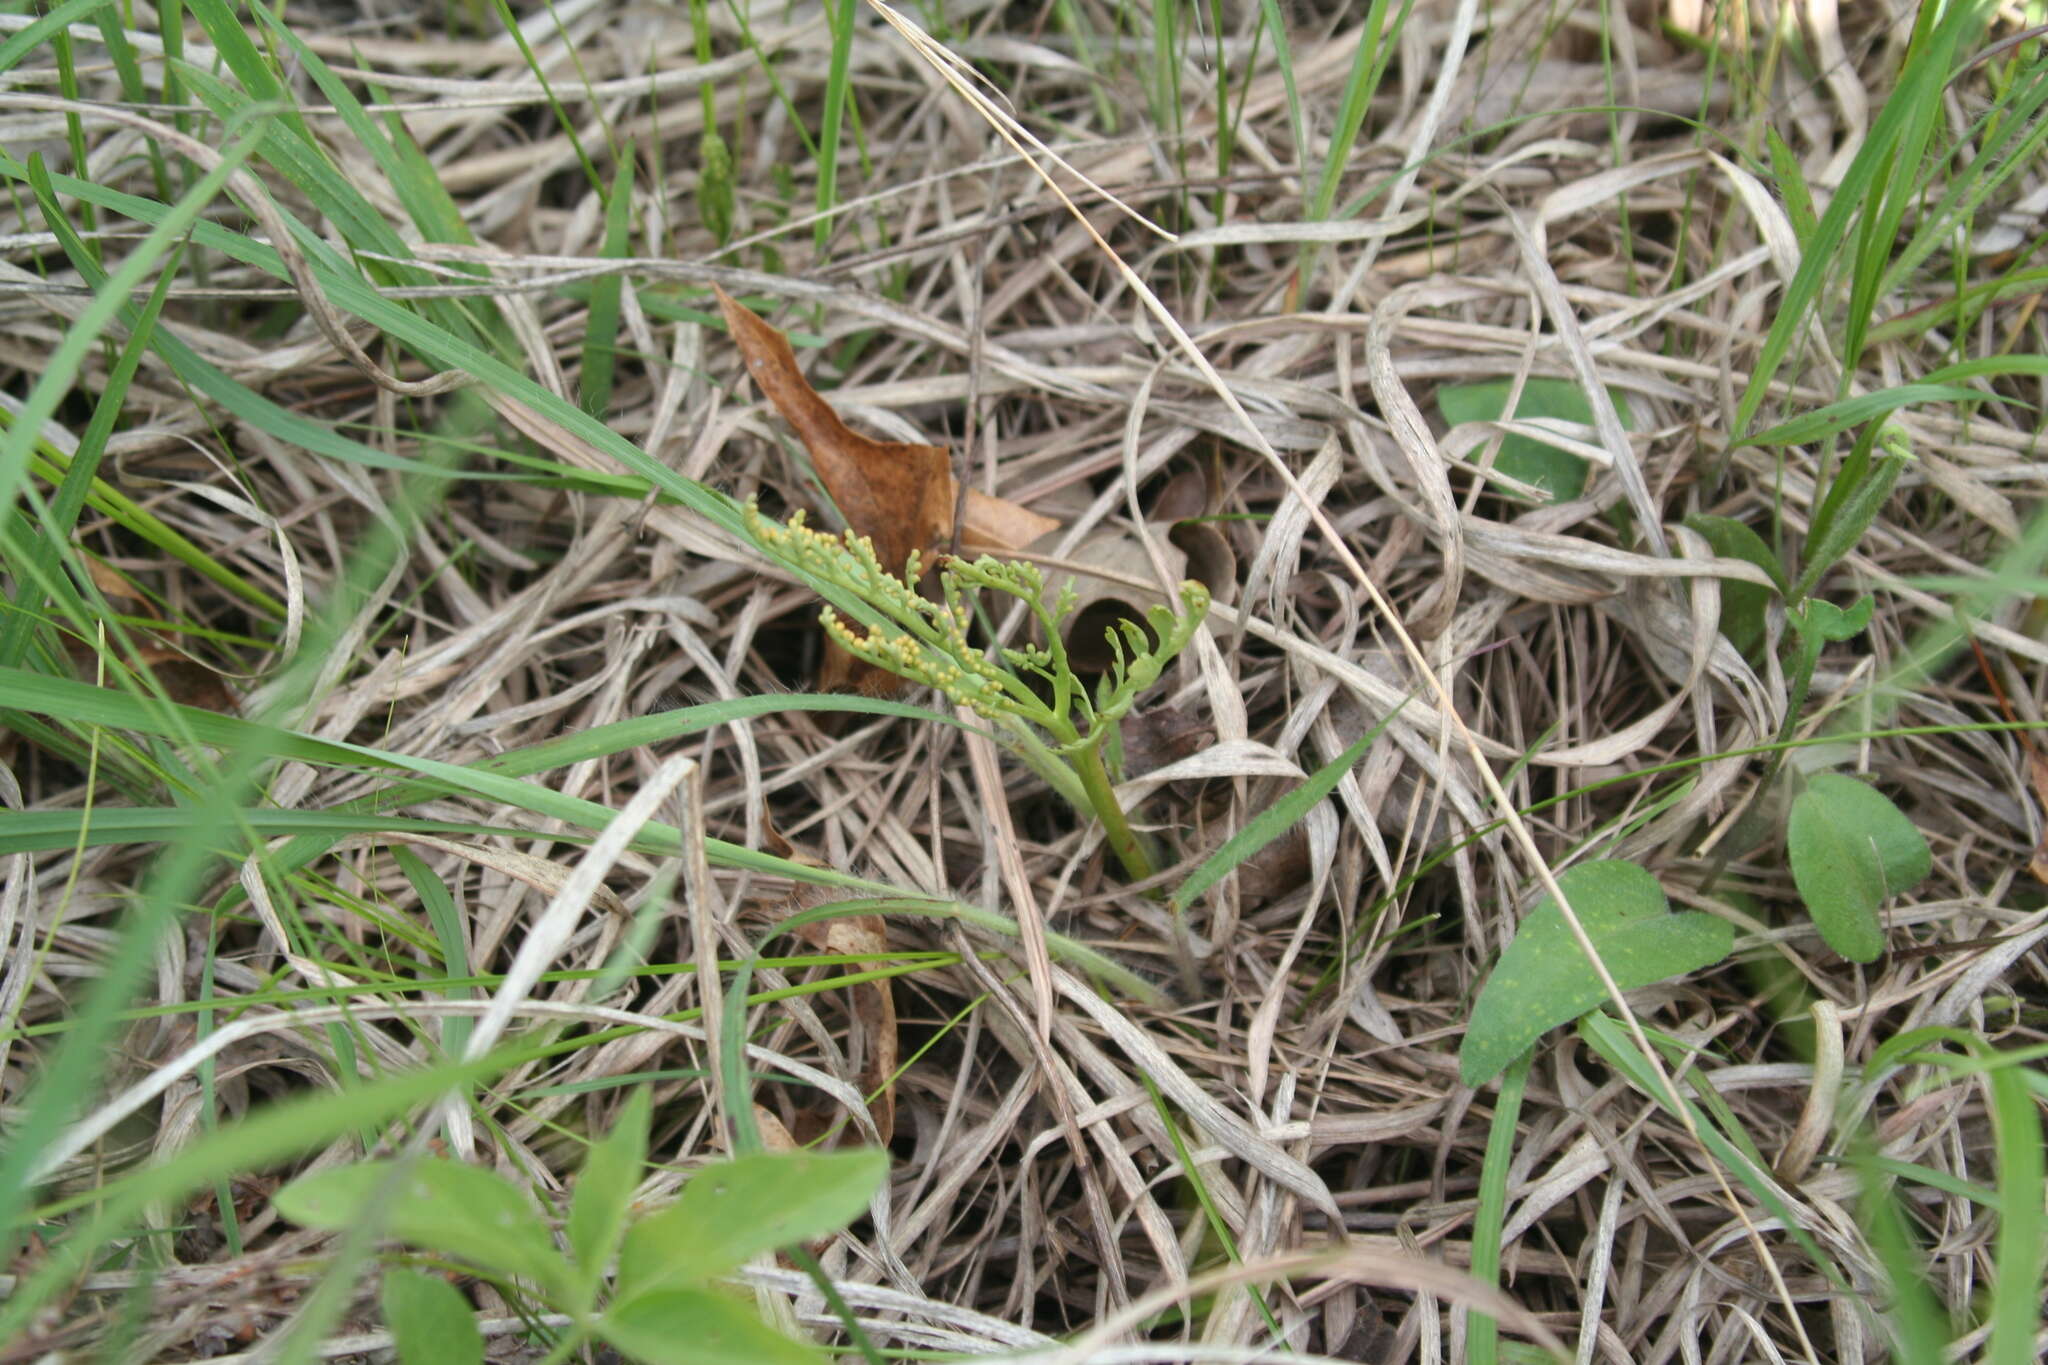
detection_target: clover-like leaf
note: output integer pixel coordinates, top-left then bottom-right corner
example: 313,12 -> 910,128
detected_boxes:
1790,595 -> 1874,643
1787,773 -> 1932,963
1460,861 -> 1734,1087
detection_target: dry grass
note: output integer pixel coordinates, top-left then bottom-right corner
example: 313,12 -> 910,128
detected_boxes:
3,1 -> 2045,1362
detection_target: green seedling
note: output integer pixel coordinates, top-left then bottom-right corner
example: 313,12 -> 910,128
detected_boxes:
275,1089 -> 887,1365
744,501 -> 1210,887
1786,772 -> 1933,963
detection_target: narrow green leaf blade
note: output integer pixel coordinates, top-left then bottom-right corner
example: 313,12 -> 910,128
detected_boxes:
1460,861 -> 1734,1086
581,146 -> 636,417
1744,384 -> 1986,448
1171,722 -> 1382,912
1984,1058 -> 2045,1365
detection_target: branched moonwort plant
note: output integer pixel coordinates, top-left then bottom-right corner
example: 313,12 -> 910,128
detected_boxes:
745,501 -> 1210,886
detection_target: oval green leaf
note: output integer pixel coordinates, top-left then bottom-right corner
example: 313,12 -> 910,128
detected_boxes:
616,1148 -> 886,1302
1683,514 -> 1784,656
274,1159 -> 566,1293
1437,378 -> 1633,502
602,1288 -> 820,1365
1787,773 -> 1932,963
1459,861 -> 1734,1087
382,1269 -> 482,1365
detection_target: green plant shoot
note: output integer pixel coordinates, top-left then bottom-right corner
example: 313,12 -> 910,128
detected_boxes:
743,501 -> 1210,886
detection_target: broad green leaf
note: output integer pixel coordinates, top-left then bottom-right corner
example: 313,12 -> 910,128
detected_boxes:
381,1270 -> 482,1365
1787,774 -> 1932,963
615,1149 -> 885,1301
567,1089 -> 651,1304
601,1289 -> 819,1365
274,1159 -> 567,1293
1437,378 -> 1633,501
1460,861 -> 1733,1086
1683,514 -> 1783,656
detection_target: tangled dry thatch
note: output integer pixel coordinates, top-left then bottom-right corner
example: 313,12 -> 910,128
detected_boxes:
2,1 -> 2044,1361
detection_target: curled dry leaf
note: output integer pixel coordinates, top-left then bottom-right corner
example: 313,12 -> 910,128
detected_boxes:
714,287 -> 1056,694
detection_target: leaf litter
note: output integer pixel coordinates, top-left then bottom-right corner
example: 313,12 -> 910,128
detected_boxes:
3,5 -> 2045,1364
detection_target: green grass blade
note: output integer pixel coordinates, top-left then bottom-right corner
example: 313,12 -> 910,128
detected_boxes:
0,126 -> 256,565
0,1052 -> 519,1338
1983,1056 -> 2044,1365
1169,716 -> 1388,913
1732,1 -> 1991,438
0,0 -> 113,77
0,665 -> 912,890
581,146 -> 637,417
395,848 -> 475,1060
1466,1047 -> 1531,1365
0,223 -> 178,671
483,0 -> 605,197
1849,1147 -> 1953,1363
179,0 -> 316,146
815,0 -> 859,252
253,8 -> 479,250
1578,1014 -> 1844,1288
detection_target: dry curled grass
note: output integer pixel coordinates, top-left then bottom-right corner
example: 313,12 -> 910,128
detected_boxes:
3,1 -> 2045,1361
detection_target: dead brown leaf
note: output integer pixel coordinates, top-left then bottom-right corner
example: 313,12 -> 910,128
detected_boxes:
715,287 -> 1055,695
791,903 -> 897,1146
763,815 -> 899,1145
135,649 -> 240,715
2028,751 -> 2048,885
961,488 -> 1057,554
717,286 -> 954,582
1969,638 -> 2048,884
